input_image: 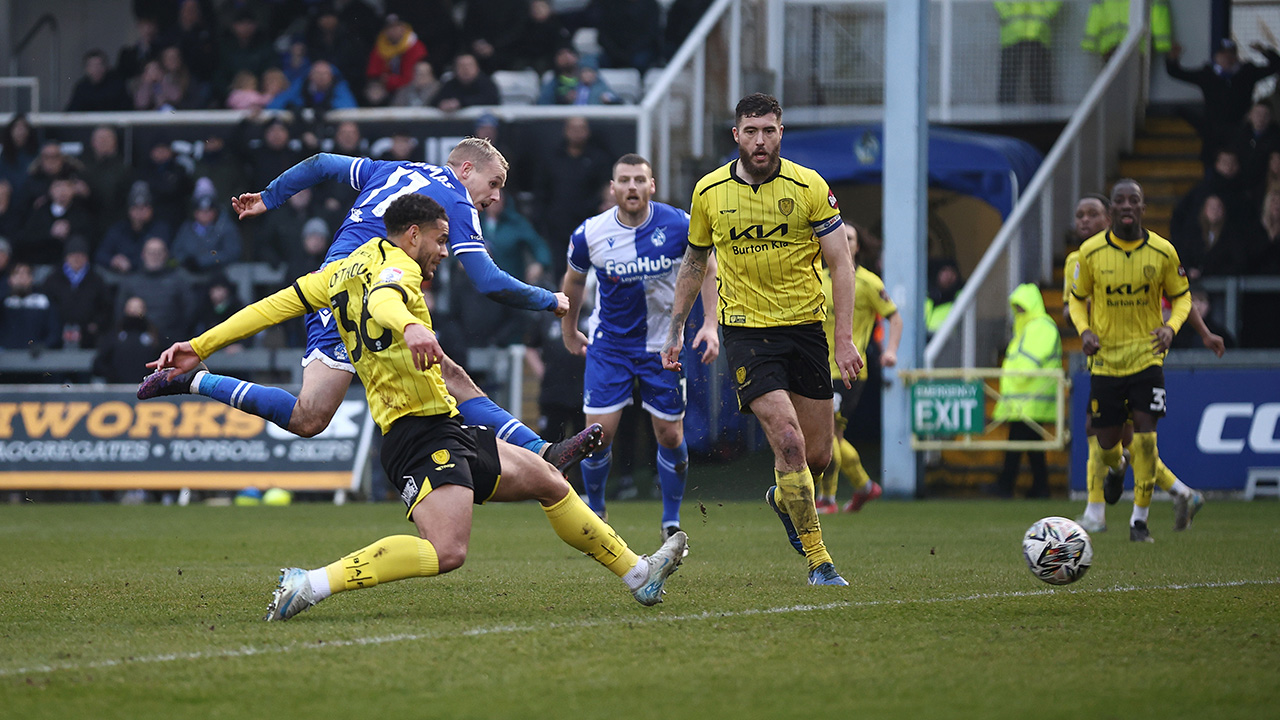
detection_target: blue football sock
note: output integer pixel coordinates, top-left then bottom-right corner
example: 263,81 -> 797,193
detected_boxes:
457,396 -> 546,453
196,372 -> 296,431
656,440 -> 688,528
579,446 -> 612,517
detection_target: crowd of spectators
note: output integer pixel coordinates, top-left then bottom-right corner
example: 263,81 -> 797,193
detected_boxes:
1164,38 -> 1280,347
62,0 -> 711,115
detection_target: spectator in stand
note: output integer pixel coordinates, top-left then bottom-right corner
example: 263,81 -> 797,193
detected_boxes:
431,53 -> 501,111
572,56 -> 622,104
1167,38 -> 1280,168
115,237 -> 193,345
1083,0 -> 1171,61
1173,194 -> 1250,280
25,142 -> 88,215
367,14 -> 429,96
256,186 -> 319,268
307,3 -> 371,101
1231,101 -> 1280,192
312,121 -> 365,214
593,0 -> 664,73
18,177 -> 93,266
215,11 -> 276,99
1248,189 -> 1280,274
82,127 -> 134,234
291,216 -> 332,281
333,0 -> 383,48
539,46 -> 582,105
280,36 -> 312,85
192,273 -> 247,345
92,295 -> 161,383
171,193 -> 242,273
97,182 -> 172,274
0,181 -> 22,241
41,236 -> 112,350
1171,286 -> 1236,350
192,135 -> 245,210
379,133 -> 424,162
362,79 -> 392,108
461,0 -> 527,73
65,49 -> 131,112
0,115 -> 38,196
117,16 -> 162,85
135,140 -> 193,229
0,263 -> 60,352
512,0 -> 569,75
392,60 -> 440,107
481,192 -> 552,285
664,0 -> 713,59
383,0 -> 456,69
243,119 -> 305,195
1173,148 -> 1248,236
534,116 -> 613,277
1242,190 -> 1280,347
132,60 -> 178,110
173,0 -> 217,83
157,45 -> 211,109
268,60 -> 358,113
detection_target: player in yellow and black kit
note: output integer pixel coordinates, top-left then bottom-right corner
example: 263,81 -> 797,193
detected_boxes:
145,194 -> 688,619
1069,179 -> 1197,543
1065,192 -> 1222,535
817,224 -> 901,513
663,93 -> 863,586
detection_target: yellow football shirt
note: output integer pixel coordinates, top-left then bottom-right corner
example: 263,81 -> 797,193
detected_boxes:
822,265 -> 897,381
1070,229 -> 1189,377
191,238 -> 457,432
689,158 -> 843,328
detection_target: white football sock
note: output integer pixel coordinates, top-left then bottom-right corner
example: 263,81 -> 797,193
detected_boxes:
621,557 -> 651,591
307,568 -> 333,600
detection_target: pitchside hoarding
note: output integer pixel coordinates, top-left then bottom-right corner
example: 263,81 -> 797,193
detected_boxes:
1070,368 -> 1280,492
0,386 -> 374,491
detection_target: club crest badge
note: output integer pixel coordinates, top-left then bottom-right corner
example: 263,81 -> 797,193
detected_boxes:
778,198 -> 794,216
651,227 -> 666,246
432,449 -> 450,465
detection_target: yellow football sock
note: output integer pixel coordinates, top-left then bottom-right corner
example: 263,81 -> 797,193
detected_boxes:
1086,436 -> 1105,504
774,468 -> 834,570
837,437 -> 871,493
820,441 -> 840,499
1154,458 -> 1176,492
1130,432 -> 1158,509
324,534 -> 439,594
543,490 -> 639,577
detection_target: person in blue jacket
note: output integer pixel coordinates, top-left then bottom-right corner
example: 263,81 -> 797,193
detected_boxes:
139,138 -> 603,470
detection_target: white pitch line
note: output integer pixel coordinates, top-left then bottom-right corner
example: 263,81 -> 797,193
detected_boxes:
3,577 -> 1275,678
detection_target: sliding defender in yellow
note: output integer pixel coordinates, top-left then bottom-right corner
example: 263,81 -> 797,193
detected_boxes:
145,194 -> 687,619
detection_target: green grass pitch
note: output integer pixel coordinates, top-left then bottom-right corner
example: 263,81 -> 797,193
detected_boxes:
2,494 -> 1277,719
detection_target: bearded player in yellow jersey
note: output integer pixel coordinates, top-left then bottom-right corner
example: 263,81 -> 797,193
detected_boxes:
146,195 -> 688,619
663,93 -> 862,586
1066,192 -> 1223,535
816,224 -> 901,514
1069,179 -> 1209,542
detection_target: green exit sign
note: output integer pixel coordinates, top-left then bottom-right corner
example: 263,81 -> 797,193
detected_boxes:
911,380 -> 984,436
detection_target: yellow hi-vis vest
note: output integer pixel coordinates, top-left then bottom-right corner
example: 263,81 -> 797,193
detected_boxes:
993,283 -> 1062,424
993,2 -> 1063,48
1082,0 -> 1172,56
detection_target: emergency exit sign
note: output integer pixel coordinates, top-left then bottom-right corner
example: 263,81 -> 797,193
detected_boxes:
911,380 -> 983,436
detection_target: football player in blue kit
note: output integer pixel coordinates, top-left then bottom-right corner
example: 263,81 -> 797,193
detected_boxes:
560,154 -> 720,539
138,138 -> 603,470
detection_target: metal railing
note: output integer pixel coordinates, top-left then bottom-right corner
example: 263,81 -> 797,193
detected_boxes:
925,0 -> 1151,369
9,13 -> 58,112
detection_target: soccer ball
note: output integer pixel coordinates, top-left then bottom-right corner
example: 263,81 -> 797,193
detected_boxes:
1022,516 -> 1093,585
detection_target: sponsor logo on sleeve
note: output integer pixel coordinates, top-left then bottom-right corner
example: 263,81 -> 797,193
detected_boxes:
378,267 -> 404,284
828,190 -> 839,209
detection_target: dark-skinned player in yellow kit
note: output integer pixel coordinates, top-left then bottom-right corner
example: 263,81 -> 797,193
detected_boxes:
147,194 -> 689,619
1069,179 -> 1198,543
